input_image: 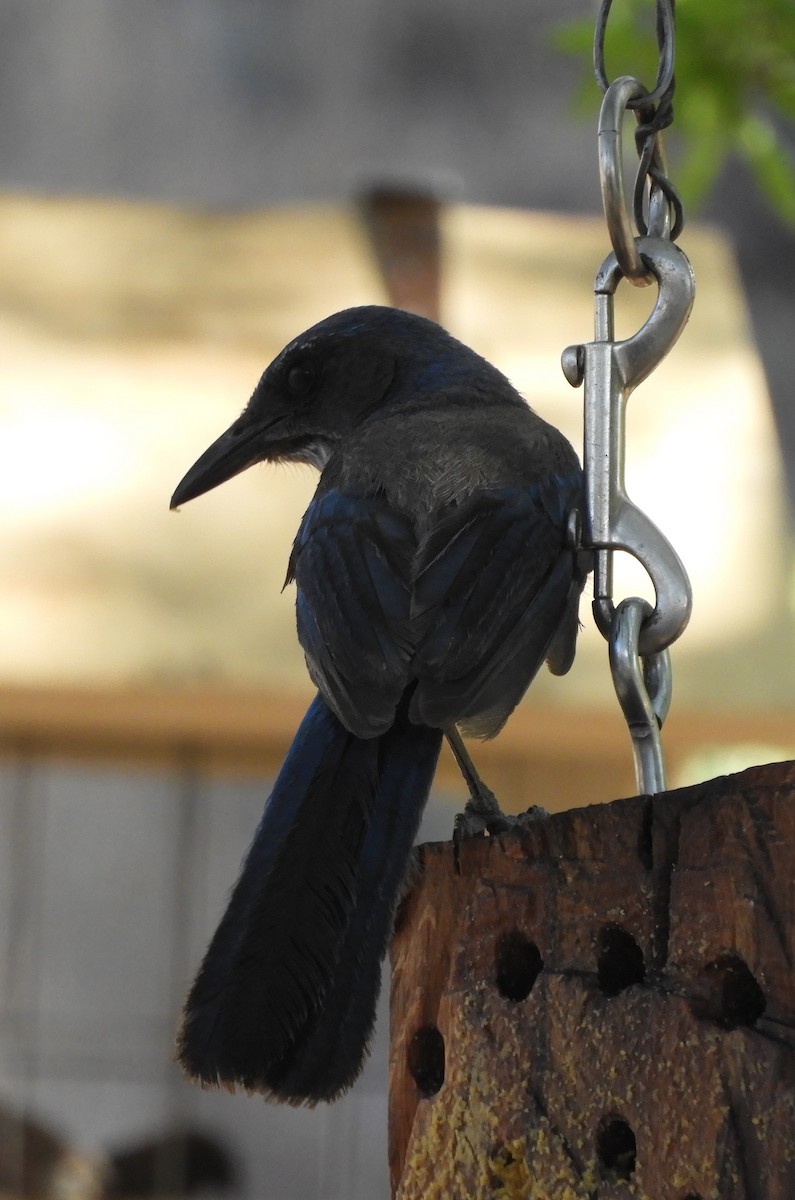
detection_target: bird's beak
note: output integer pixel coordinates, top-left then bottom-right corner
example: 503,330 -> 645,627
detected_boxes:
170,417 -> 269,509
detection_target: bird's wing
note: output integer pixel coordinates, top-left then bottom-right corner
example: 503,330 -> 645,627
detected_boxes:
287,490 -> 416,737
410,472 -> 585,736
289,473 -> 586,739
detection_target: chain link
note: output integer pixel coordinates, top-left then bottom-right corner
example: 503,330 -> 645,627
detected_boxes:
594,0 -> 684,269
594,0 -> 676,108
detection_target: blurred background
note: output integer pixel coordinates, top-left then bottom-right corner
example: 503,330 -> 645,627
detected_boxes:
0,1 -> 794,1197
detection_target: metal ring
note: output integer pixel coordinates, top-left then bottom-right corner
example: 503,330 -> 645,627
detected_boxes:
594,0 -> 676,108
608,596 -> 671,795
598,77 -> 654,285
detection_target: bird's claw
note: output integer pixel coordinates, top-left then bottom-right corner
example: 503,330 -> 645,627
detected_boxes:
452,787 -> 509,873
453,799 -> 550,869
454,804 -> 510,841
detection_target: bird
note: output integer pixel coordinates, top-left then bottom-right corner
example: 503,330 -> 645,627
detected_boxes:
170,304 -> 589,1105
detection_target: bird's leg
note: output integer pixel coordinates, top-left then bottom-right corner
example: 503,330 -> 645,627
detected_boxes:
446,725 -> 512,840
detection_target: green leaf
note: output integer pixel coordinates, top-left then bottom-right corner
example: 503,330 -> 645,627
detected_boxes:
555,0 -> 795,226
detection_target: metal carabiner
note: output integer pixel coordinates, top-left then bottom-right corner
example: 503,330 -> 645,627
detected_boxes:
561,235 -> 695,658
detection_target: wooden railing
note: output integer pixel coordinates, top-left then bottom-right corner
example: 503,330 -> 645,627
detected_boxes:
0,683 -> 791,811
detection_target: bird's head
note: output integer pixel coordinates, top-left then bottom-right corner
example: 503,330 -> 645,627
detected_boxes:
170,305 -> 477,508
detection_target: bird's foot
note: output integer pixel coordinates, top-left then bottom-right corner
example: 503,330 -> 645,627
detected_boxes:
445,725 -> 549,870
453,793 -> 549,871
454,795 -> 549,841
454,786 -> 512,840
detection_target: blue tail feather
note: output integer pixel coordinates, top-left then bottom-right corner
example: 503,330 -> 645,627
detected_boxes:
177,693 -> 441,1100
262,706 -> 442,1103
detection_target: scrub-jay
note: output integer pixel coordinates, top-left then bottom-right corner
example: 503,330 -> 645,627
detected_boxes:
170,305 -> 588,1104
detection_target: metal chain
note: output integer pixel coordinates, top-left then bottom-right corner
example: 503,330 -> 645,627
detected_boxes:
594,0 -> 676,108
594,0 -> 683,280
562,0 -> 694,795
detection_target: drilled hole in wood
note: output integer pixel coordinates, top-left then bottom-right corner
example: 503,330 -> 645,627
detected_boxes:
596,1115 -> 636,1180
407,1024 -> 445,1097
495,931 -> 543,1001
596,924 -> 645,996
690,952 -> 766,1030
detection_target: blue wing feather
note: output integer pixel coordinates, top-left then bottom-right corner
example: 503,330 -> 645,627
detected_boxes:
289,474 -> 583,739
410,474 -> 584,733
289,491 -> 415,736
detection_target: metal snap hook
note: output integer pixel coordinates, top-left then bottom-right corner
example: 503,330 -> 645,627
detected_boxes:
562,236 -> 695,658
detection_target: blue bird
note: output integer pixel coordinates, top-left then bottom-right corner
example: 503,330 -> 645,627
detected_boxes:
170,305 -> 589,1104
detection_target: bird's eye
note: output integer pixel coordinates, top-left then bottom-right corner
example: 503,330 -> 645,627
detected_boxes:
287,363 -> 315,398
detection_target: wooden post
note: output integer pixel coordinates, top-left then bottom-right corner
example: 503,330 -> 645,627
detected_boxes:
389,760 -> 795,1199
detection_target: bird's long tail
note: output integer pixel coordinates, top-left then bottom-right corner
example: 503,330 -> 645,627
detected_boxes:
176,692 -> 441,1104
